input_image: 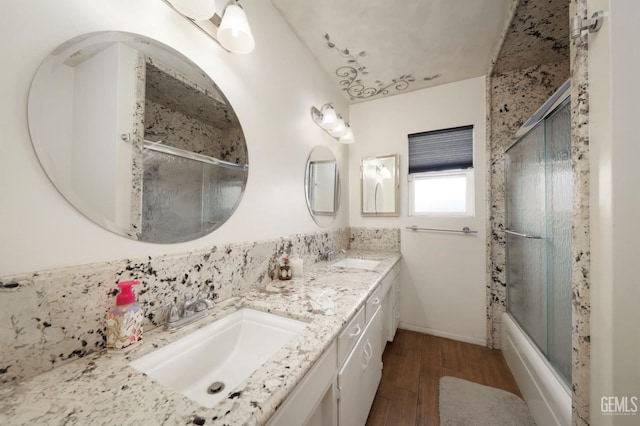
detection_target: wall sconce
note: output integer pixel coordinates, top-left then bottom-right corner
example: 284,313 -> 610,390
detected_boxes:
311,103 -> 355,144
164,0 -> 255,54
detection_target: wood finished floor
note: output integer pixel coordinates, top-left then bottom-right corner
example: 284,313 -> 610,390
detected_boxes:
365,329 -> 522,426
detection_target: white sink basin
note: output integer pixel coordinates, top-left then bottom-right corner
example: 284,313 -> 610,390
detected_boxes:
332,258 -> 380,271
129,308 -> 307,408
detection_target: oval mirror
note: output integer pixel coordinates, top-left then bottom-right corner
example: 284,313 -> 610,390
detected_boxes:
28,32 -> 249,243
304,146 -> 340,227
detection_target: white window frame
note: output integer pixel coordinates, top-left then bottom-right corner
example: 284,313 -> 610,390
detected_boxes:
408,168 -> 475,217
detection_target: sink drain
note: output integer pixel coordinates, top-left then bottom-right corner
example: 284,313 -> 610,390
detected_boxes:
207,381 -> 225,395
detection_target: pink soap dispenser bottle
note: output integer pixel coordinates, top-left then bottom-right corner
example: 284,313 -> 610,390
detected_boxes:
106,281 -> 144,349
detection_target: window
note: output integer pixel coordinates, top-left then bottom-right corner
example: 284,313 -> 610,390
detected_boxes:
408,125 -> 474,216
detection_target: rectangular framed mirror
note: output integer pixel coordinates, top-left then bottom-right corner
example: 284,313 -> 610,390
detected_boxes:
361,154 -> 400,216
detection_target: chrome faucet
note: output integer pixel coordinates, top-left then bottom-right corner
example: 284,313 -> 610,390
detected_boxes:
165,294 -> 215,332
321,247 -> 337,261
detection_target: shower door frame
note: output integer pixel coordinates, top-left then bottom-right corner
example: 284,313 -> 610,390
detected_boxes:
504,80 -> 572,386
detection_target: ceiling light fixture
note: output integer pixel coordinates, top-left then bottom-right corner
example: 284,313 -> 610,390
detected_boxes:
311,103 -> 355,144
163,0 -> 255,54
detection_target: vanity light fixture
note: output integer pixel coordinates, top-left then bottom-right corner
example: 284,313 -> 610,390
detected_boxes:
163,0 -> 255,54
340,126 -> 355,144
311,103 -> 355,144
217,1 -> 255,54
166,0 -> 217,20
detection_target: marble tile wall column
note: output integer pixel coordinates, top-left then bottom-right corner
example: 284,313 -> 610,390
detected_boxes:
485,1 -> 591,424
569,0 -> 591,424
486,61 -> 570,348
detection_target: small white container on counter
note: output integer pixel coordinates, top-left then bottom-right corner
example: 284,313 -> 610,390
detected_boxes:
290,258 -> 303,277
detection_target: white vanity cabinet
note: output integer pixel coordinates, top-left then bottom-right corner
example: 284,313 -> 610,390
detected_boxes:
268,260 -> 401,426
337,307 -> 383,426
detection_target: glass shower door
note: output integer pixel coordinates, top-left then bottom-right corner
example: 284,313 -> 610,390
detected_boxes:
505,98 -> 572,386
545,100 -> 572,383
505,123 -> 548,354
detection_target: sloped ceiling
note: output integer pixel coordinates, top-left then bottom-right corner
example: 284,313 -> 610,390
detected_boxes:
271,0 -> 514,103
491,0 -> 570,73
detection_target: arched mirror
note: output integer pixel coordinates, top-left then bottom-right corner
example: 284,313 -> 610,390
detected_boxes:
304,146 -> 340,227
28,31 -> 249,243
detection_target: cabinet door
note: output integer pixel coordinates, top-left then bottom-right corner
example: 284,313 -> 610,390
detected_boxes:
268,342 -> 337,426
337,308 -> 383,426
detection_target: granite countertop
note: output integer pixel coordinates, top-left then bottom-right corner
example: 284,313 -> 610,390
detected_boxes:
0,251 -> 401,426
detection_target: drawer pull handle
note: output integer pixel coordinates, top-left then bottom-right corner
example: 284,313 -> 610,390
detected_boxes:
361,340 -> 372,372
349,324 -> 362,339
371,297 -> 381,305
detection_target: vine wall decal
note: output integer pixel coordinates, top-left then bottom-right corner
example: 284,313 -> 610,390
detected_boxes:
323,33 -> 440,100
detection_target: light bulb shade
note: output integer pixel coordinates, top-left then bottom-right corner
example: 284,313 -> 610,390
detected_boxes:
320,105 -> 338,130
339,127 -> 355,144
330,118 -> 347,138
217,3 -> 255,54
377,164 -> 391,178
168,0 -> 216,20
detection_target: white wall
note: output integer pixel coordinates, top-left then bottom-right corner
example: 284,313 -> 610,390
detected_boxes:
349,77 -> 487,345
588,0 -> 640,424
0,0 -> 348,275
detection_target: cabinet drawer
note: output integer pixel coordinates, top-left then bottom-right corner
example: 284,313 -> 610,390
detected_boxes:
337,307 -> 365,367
366,285 -> 382,324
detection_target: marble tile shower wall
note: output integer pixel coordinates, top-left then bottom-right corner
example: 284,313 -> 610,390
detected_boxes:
486,61 -> 570,349
0,229 -> 351,388
569,1 -> 591,424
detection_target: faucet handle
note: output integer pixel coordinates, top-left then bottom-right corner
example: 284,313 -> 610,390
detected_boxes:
194,298 -> 215,312
167,302 -> 180,323
183,293 -> 194,315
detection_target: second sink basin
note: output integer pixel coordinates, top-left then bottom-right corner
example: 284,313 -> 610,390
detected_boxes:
332,258 -> 380,271
129,308 -> 307,408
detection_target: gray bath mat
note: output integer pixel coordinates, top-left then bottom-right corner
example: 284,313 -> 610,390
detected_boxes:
439,376 -> 536,426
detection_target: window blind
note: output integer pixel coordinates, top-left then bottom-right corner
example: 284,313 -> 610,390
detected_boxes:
408,125 -> 473,174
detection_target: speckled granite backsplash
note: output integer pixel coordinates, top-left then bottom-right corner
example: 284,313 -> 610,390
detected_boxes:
0,227 -> 400,388
0,229 -> 348,387
349,227 -> 400,252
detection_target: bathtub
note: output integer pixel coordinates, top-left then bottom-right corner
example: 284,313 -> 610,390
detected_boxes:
501,312 -> 572,426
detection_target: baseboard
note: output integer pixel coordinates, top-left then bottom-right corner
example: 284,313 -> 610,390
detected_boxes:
398,322 -> 487,346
